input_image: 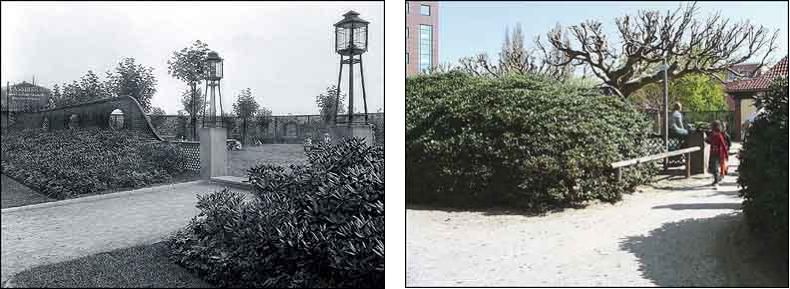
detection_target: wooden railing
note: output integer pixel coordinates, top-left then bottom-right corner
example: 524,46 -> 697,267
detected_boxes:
611,146 -> 701,181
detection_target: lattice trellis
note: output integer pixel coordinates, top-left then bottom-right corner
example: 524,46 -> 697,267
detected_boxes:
171,141 -> 201,171
643,135 -> 685,167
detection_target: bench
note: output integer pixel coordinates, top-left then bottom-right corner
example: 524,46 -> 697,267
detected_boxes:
611,146 -> 701,181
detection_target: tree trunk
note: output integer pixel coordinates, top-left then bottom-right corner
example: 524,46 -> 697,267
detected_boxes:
243,118 -> 248,145
191,84 -> 197,140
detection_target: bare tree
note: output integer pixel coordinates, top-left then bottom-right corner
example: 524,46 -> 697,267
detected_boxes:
539,2 -> 778,98
459,23 -> 574,79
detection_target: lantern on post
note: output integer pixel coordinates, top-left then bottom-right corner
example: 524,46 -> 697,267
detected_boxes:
198,50 -> 228,179
333,10 -> 370,125
202,51 -> 224,127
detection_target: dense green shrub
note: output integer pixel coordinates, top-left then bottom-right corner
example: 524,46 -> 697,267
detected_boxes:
406,72 -> 655,210
169,138 -> 384,288
738,77 -> 788,252
0,128 -> 190,199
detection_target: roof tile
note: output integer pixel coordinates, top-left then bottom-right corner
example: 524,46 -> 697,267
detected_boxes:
726,56 -> 788,92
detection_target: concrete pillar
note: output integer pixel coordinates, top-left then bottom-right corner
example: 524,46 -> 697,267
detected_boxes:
199,127 -> 227,178
686,130 -> 709,175
331,123 -> 375,146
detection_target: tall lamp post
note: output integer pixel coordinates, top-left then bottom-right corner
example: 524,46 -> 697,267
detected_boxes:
662,58 -> 669,152
330,10 -> 375,145
202,51 -> 224,128
334,10 -> 370,125
199,50 -> 227,179
659,58 -> 670,169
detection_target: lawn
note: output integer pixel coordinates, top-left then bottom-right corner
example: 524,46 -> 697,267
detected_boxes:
6,242 -> 212,288
1,174 -> 53,209
226,144 -> 306,177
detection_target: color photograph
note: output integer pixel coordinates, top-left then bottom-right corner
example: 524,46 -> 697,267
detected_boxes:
406,1 -> 788,287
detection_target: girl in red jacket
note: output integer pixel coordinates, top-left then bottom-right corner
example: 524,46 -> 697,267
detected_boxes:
705,120 -> 729,189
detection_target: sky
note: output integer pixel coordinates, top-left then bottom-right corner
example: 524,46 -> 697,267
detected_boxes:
439,1 -> 789,68
1,1 -> 383,115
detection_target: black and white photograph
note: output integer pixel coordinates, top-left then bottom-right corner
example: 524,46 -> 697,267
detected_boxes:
1,1 -> 383,288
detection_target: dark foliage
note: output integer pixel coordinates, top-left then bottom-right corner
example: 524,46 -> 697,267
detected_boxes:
406,72 -> 655,210
0,128 -> 189,199
738,77 -> 788,254
169,138 -> 384,288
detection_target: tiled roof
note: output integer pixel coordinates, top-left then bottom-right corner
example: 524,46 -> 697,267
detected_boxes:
726,56 -> 788,93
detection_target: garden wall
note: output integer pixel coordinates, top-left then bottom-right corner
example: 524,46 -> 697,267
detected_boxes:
9,96 -> 164,141
151,112 -> 385,145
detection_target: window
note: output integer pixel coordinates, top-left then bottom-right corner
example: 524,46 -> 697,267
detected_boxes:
419,24 -> 432,72
406,26 -> 409,39
406,2 -> 409,15
420,4 -> 430,16
406,52 -> 409,64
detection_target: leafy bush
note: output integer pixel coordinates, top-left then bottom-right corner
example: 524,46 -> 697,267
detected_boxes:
0,128 -> 190,199
406,72 -> 655,210
738,77 -> 788,252
169,138 -> 384,288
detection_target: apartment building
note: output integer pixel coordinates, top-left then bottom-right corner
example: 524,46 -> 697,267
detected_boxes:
406,1 -> 438,76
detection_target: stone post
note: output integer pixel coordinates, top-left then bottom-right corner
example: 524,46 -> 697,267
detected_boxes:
199,127 -> 227,178
331,122 -> 375,146
686,130 -> 709,175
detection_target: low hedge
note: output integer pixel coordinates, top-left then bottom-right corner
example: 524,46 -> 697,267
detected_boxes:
0,128 -> 190,199
169,138 -> 384,288
406,72 -> 655,210
738,77 -> 788,253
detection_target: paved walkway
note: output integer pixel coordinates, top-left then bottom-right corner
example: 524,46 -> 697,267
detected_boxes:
407,145 -> 782,287
1,180 -> 250,284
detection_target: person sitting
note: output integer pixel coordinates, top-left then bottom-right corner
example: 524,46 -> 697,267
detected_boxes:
668,102 -> 691,151
670,102 -> 689,137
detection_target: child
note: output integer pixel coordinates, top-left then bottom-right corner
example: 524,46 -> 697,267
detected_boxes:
722,124 -> 732,175
705,120 -> 729,188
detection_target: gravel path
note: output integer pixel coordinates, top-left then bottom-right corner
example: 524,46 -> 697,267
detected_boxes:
1,181 -> 249,285
407,146 -> 778,287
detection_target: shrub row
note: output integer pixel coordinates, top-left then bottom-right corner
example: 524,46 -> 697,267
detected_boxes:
0,128 -> 190,199
406,72 -> 656,210
169,138 -> 384,288
738,77 -> 788,253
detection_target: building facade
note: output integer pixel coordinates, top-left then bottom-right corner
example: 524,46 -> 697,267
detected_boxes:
1,81 -> 51,112
1,81 -> 51,128
723,63 -> 767,111
725,56 -> 788,141
406,1 -> 438,76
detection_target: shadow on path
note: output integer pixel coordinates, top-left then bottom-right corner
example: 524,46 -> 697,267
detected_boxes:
405,203 -> 571,217
652,203 -> 741,210
620,213 -> 787,287
645,183 -> 710,191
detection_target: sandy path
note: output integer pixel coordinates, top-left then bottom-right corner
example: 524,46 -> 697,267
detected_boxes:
407,149 -> 776,287
1,181 -> 249,285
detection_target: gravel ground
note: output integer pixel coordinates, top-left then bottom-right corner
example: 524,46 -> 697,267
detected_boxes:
407,146 -> 783,287
1,181 -> 249,286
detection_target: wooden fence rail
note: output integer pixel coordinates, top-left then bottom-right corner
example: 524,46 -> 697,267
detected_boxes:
611,146 -> 701,181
